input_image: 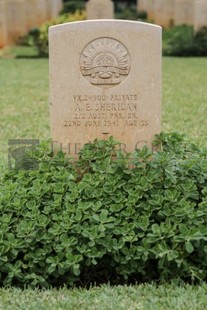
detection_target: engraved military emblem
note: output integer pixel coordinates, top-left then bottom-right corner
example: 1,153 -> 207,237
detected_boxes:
80,37 -> 130,88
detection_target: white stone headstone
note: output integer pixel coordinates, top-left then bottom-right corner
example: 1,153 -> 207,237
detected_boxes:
174,0 -> 195,26
25,0 -> 38,30
86,0 -> 114,20
46,0 -> 62,19
137,0 -> 147,12
57,0 -> 63,13
36,0 -> 48,24
154,0 -> 175,28
147,0 -> 155,21
0,1 -> 8,48
49,20 -> 162,157
194,0 -> 207,32
6,0 -> 27,44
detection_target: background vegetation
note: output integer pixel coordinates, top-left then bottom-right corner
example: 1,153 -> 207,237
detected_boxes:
163,26 -> 207,57
19,10 -> 207,57
62,0 -> 138,17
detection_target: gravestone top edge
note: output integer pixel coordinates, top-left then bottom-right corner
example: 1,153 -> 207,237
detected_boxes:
49,19 -> 162,31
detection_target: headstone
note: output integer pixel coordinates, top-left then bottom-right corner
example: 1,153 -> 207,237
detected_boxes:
194,0 -> 207,32
86,0 -> 114,20
174,0 -> 195,26
46,0 -> 55,19
154,0 -> 175,28
137,0 -> 147,12
138,0 -> 154,20
6,0 -> 27,44
147,0 -> 155,21
164,0 -> 175,27
25,0 -> 38,30
46,0 -> 61,19
36,0 -> 48,24
0,1 -> 8,48
57,0 -> 63,13
49,20 -> 162,157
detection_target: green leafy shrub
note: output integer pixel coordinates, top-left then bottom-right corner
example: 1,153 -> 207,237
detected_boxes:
23,10 -> 86,57
115,2 -> 141,21
1,133 -> 207,288
163,25 -> 207,56
115,8 -> 140,21
62,0 -> 85,14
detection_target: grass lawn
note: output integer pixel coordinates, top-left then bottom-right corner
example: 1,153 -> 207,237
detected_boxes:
163,57 -> 207,144
1,49 -> 207,308
1,284 -> 207,310
0,55 -> 49,166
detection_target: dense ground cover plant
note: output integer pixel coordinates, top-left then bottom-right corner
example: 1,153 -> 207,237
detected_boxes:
1,133 -> 207,287
163,25 -> 207,56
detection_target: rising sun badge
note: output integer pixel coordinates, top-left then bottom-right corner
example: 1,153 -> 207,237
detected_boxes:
80,37 -> 131,88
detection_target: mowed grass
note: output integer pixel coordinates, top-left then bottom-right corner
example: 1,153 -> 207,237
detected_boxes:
1,53 -> 207,307
163,57 -> 207,143
0,57 -> 49,165
1,284 -> 207,310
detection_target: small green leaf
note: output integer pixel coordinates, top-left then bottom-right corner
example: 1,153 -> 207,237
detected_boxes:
185,242 -> 194,254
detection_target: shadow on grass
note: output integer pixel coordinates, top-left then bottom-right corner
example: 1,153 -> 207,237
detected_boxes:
0,45 -> 47,59
15,55 -> 48,59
